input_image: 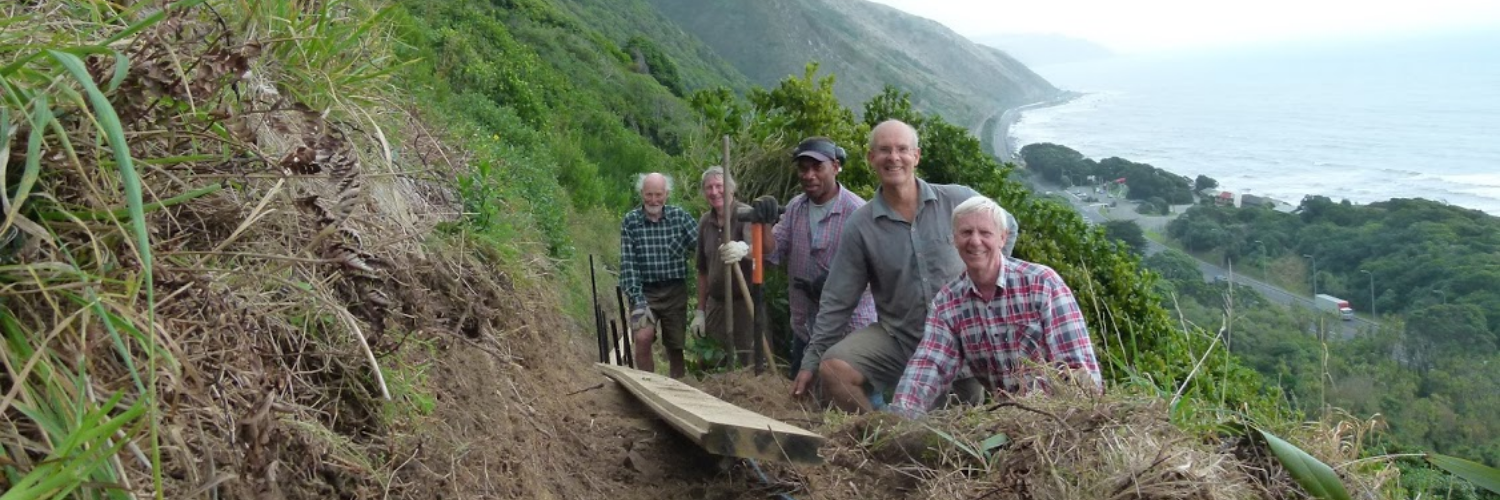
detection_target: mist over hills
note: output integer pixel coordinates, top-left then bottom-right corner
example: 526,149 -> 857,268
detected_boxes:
971,32 -> 1115,67
643,0 -> 1060,126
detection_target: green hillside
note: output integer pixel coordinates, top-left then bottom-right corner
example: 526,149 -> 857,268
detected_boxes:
645,0 -> 1059,127
4,0 -> 1477,498
549,0 -> 756,94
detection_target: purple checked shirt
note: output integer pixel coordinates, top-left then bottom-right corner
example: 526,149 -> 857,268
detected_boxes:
767,185 -> 876,342
890,257 -> 1101,418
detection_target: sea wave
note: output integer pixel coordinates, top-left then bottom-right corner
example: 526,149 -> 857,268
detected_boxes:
1007,47 -> 1500,215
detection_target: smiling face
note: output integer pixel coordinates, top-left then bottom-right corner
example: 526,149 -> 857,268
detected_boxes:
867,122 -> 921,189
702,173 -> 726,212
795,157 -> 839,204
640,174 -> 668,217
953,211 -> 1005,277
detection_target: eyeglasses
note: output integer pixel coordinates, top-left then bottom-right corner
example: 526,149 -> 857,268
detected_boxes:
874,145 -> 915,156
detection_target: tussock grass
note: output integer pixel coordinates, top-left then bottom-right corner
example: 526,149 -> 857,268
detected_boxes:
804,374 -> 1393,500
0,0 -> 516,497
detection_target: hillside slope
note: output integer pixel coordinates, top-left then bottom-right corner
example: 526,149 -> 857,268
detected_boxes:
645,0 -> 1059,126
551,0 -> 757,94
0,0 -> 1414,499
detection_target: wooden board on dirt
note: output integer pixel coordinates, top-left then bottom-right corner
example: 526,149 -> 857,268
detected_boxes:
597,363 -> 824,465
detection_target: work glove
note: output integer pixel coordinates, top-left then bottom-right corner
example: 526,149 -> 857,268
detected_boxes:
689,309 -> 706,338
719,240 -> 750,264
752,195 -> 781,224
629,306 -> 655,331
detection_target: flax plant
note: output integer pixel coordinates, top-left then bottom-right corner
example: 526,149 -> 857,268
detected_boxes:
5,0 -> 417,496
0,1 -> 213,497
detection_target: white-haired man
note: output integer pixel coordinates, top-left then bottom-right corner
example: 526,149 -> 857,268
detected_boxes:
889,196 -> 1101,419
621,172 -> 698,378
794,120 -> 1017,412
694,166 -> 755,367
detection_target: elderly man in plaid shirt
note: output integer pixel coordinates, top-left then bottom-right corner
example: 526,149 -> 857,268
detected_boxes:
791,121 -> 1020,413
890,196 -> 1101,419
621,172 -> 698,378
762,137 -> 878,380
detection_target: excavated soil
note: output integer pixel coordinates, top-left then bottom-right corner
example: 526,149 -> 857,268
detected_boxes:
386,294 -> 799,500
0,4 -> 1393,499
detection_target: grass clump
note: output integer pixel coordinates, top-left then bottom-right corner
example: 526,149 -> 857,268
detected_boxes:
0,0 -> 527,497
802,379 -> 1393,500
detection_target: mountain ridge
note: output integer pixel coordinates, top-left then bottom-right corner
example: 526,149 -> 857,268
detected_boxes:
643,0 -> 1060,126
972,32 -> 1115,67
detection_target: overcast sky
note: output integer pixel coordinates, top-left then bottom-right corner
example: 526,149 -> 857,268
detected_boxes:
864,0 -> 1500,53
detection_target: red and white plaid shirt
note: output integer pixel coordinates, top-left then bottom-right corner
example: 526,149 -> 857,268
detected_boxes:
891,257 -> 1101,418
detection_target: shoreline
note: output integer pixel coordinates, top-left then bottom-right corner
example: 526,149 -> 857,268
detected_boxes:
990,91 -> 1307,212
988,90 -> 1086,162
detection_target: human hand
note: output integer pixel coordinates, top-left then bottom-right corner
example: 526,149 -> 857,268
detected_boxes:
718,241 -> 749,264
791,370 -> 815,398
689,309 -> 705,337
752,195 -> 780,224
629,306 -> 655,331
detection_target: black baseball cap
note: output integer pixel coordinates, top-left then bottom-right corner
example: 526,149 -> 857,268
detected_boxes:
792,137 -> 842,163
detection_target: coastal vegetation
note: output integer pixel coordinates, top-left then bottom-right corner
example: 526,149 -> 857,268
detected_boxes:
1021,142 -> 1197,204
1120,194 -> 1500,497
3,0 -> 1490,497
1168,196 -> 1500,331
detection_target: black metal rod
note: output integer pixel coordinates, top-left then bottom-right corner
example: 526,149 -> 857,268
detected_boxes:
616,285 -> 634,369
624,324 -> 635,369
621,318 -> 633,369
590,255 -> 607,363
610,320 -> 623,366
753,282 -> 766,375
591,306 -> 603,360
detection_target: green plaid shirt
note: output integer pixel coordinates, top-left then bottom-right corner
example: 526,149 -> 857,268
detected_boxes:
620,205 -> 698,307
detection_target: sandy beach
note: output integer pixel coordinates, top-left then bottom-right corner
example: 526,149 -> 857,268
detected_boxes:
987,91 -> 1084,162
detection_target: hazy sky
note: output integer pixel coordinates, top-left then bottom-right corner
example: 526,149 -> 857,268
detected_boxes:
865,0 -> 1500,53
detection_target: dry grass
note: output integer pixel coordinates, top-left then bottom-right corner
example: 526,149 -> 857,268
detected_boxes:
0,1 -> 520,497
0,2 -> 1411,499
744,375 -> 1400,500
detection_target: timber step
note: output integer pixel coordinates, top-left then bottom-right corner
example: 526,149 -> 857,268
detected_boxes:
597,363 -> 825,465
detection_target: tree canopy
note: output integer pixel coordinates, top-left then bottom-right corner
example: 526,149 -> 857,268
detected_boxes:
1020,143 -> 1194,203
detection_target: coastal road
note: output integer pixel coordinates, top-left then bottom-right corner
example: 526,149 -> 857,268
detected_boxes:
988,103 -> 1374,339
1140,239 -> 1377,339
1060,188 -> 1377,340
980,93 -> 1080,163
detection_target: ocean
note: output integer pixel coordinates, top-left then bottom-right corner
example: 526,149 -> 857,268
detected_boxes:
1008,31 -> 1500,215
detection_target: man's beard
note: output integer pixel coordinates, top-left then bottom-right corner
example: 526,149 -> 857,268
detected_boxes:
644,204 -> 664,217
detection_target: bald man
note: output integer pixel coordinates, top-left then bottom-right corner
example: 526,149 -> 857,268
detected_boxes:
620,172 -> 699,378
793,120 -> 1017,412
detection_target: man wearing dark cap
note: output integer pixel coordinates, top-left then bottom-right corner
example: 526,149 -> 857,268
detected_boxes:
761,137 -> 878,381
791,120 -> 1018,412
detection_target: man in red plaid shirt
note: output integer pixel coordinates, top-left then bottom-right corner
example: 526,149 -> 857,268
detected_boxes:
890,196 -> 1101,418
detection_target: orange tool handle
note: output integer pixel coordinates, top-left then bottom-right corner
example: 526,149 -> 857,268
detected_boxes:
751,224 -> 764,285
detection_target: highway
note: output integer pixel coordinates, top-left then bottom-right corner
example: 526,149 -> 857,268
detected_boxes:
1058,189 -> 1377,340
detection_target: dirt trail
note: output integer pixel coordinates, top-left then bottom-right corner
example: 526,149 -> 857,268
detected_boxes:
394,304 -> 801,499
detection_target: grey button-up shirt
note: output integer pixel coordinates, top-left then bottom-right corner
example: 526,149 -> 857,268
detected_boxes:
801,179 -> 979,373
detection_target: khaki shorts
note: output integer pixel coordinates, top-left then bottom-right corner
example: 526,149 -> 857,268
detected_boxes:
822,323 -> 914,393
705,296 -> 754,367
644,280 -> 689,350
822,323 -> 989,408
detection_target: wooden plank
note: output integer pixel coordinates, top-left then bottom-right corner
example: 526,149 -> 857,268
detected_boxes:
597,363 -> 824,465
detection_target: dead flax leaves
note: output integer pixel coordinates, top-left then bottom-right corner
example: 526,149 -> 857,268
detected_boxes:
812,381 -> 1271,500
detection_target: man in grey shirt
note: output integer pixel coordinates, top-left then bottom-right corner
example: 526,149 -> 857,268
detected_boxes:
791,119 -> 1016,412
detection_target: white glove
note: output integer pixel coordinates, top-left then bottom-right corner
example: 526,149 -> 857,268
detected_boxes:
719,241 -> 750,264
629,306 -> 655,331
689,309 -> 706,337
